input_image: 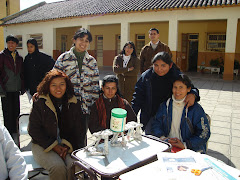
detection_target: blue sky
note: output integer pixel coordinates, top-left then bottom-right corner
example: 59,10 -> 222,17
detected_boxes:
20,0 -> 62,10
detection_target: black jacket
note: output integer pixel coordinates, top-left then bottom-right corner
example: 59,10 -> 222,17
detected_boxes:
24,52 -> 54,95
0,48 -> 24,95
28,94 -> 86,152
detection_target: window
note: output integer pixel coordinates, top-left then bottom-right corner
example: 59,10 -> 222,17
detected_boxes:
97,36 -> 103,41
30,34 -> 43,49
61,35 -> 67,53
136,34 -> 145,55
16,35 -> 22,49
207,33 -> 226,51
96,35 -> 103,58
116,35 -> 121,55
188,34 -> 198,40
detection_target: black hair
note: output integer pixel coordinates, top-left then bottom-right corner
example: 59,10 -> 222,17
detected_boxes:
149,28 -> 159,34
101,75 -> 122,97
120,41 -> 137,57
6,35 -> 19,44
152,51 -> 173,65
73,28 -> 92,42
27,38 -> 39,52
174,74 -> 192,88
37,69 -> 74,99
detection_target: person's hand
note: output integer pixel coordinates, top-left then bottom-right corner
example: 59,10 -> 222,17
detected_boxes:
52,144 -> 69,160
128,67 -> 134,71
184,93 -> 195,108
168,138 -> 185,149
32,92 -> 39,102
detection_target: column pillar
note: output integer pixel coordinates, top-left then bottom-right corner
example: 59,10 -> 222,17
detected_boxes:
223,17 -> 238,80
51,28 -> 59,60
52,28 -> 56,50
81,22 -> 90,31
168,19 -> 178,64
121,22 -> 130,48
81,22 -> 91,49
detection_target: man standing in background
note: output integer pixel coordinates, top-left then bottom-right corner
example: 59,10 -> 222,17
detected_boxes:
0,35 -> 24,142
140,28 -> 172,73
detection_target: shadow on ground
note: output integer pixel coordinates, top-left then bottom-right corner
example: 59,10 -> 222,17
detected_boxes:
207,149 -> 236,168
20,141 -> 32,151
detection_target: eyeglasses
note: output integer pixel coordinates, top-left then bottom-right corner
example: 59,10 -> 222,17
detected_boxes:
125,46 -> 133,49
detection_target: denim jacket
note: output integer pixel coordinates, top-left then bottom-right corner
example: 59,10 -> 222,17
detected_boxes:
152,98 -> 211,153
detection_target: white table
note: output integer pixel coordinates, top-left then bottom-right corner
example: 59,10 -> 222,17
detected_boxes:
71,135 -> 171,179
210,67 -> 220,74
119,149 -> 240,180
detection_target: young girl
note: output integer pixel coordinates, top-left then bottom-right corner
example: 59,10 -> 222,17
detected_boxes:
152,74 -> 210,153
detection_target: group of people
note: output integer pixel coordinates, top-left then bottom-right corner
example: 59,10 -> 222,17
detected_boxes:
0,35 -> 55,140
0,27 -> 210,180
0,35 -> 54,179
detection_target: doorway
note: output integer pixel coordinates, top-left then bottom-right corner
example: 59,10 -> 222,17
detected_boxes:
180,34 -> 199,72
96,35 -> 103,66
188,34 -> 199,72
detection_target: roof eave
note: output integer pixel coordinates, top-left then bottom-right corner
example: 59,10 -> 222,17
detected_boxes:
1,4 -> 240,26
0,1 -> 46,22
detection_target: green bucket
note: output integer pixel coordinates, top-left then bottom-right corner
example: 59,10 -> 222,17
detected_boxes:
110,108 -> 127,132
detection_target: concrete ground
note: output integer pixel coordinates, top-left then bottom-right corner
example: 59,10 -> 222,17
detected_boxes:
0,67 -> 239,179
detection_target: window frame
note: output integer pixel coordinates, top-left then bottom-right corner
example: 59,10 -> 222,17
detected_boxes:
16,35 -> 23,49
116,35 -> 121,55
206,33 -> 226,51
30,34 -> 43,49
136,34 -> 145,55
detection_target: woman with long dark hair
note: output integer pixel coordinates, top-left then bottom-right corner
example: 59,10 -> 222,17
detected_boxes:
113,41 -> 140,103
24,38 -> 55,99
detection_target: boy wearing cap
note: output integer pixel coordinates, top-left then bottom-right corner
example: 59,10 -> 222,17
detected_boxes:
0,35 -> 24,141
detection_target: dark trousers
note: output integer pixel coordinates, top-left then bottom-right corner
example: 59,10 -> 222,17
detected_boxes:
82,114 -> 89,146
1,92 -> 20,134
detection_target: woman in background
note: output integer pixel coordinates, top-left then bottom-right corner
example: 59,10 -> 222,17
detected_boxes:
113,41 -> 140,103
24,38 -> 55,99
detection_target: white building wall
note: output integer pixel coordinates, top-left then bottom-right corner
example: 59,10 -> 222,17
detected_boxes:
3,6 -> 240,57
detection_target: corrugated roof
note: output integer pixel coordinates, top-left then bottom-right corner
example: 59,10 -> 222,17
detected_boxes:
1,0 -> 239,25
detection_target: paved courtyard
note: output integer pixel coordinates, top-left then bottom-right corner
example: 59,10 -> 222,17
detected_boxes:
187,72 -> 240,170
0,67 -> 239,179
